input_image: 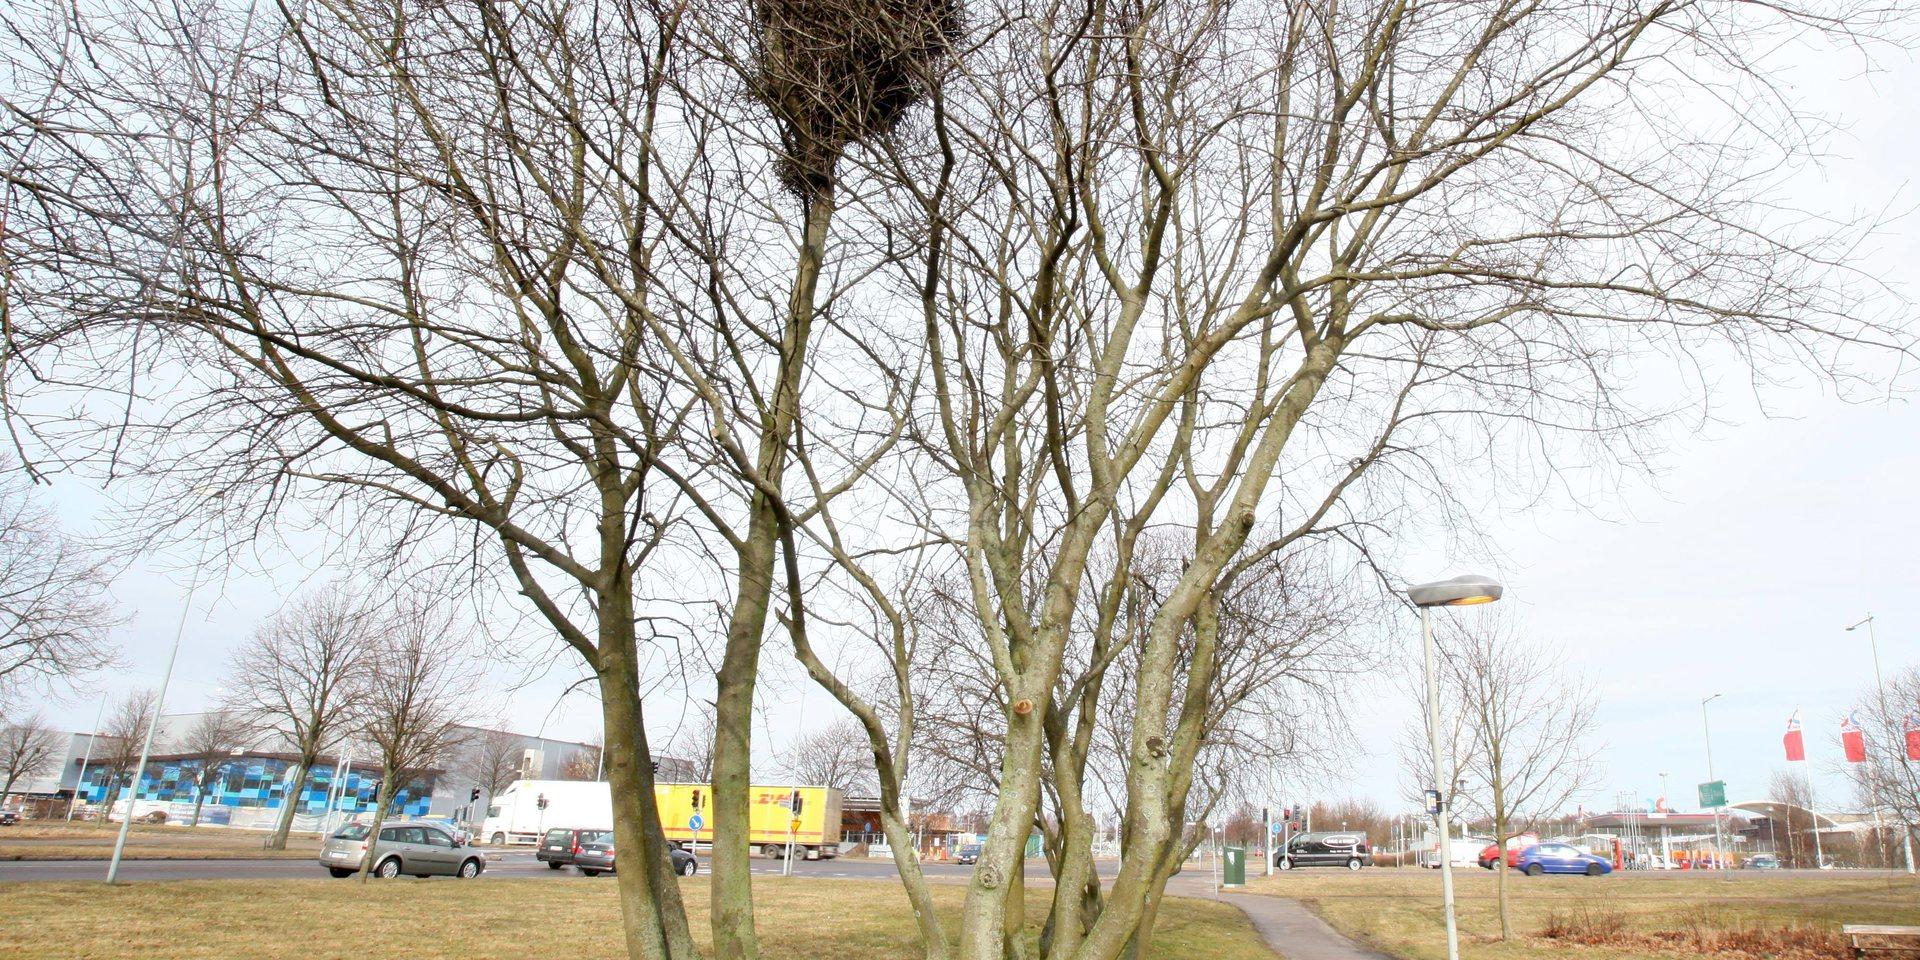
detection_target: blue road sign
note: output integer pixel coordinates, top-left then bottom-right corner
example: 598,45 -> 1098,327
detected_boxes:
689,814 -> 705,831
1269,821 -> 1282,834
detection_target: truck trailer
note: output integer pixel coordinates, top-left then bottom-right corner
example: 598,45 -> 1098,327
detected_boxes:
655,783 -> 844,860
480,779 -> 844,859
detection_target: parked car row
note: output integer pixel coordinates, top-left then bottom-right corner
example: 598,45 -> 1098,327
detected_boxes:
318,820 -> 699,880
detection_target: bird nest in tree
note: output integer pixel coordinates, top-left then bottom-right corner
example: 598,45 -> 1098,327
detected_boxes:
752,0 -> 962,196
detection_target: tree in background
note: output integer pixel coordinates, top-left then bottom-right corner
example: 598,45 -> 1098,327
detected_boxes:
1846,666 -> 1920,867
0,466 -> 119,711
461,728 -> 529,806
179,709 -> 249,827
1444,612 -> 1599,940
669,703 -> 719,785
559,740 -> 604,782
781,721 -> 876,794
92,690 -> 157,817
0,712 -> 60,804
354,602 -> 474,881
226,592 -> 372,849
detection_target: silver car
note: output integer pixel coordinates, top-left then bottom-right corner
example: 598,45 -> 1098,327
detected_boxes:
319,820 -> 486,879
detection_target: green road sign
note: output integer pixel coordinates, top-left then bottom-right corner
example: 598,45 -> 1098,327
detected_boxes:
1698,780 -> 1726,809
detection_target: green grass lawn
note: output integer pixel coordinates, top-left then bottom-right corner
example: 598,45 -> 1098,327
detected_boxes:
0,876 -> 1274,960
0,820 -> 318,860
1245,868 -> 1920,959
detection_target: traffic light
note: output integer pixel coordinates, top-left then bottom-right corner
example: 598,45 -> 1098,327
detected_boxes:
789,789 -> 803,815
692,789 -> 703,811
470,788 -> 482,803
537,793 -> 549,811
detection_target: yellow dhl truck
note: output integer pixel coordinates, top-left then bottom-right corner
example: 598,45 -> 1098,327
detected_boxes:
654,783 -> 844,860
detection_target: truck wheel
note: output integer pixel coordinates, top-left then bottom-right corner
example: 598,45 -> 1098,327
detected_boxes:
491,833 -> 506,845
762,843 -> 785,859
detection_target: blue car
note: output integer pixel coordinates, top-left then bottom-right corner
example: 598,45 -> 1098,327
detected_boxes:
1515,843 -> 1612,876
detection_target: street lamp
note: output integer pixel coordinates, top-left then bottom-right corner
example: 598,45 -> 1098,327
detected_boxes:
1409,574 -> 1503,960
107,523 -> 221,884
1846,615 -> 1910,873
1700,693 -> 1727,879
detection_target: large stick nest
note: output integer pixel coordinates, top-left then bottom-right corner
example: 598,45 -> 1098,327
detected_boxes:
751,0 -> 963,196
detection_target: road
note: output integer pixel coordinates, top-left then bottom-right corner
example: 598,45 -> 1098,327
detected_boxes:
0,850 -> 1075,883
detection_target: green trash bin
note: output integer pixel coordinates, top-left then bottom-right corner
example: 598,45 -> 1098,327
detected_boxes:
1222,845 -> 1246,887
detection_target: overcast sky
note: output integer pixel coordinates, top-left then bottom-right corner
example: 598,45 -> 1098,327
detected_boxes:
22,29 -> 1920,823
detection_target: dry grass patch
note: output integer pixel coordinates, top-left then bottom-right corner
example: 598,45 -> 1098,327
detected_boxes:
0,876 -> 1275,960
0,821 -> 318,860
1244,868 -> 1920,960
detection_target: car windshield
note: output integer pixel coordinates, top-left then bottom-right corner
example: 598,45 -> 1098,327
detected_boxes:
332,824 -> 371,841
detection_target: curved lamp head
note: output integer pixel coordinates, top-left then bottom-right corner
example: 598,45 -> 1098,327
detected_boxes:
1407,575 -> 1504,608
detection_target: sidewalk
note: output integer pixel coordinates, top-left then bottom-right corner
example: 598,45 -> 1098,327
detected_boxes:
1169,875 -> 1392,960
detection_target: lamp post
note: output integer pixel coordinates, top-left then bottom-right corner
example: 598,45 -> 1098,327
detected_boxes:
107,531 -> 217,883
1700,693 -> 1727,878
1846,615 -> 1911,873
1409,574 -> 1503,960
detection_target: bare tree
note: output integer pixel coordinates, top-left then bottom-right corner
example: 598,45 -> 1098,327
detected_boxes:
0,468 -> 119,710
669,703 -> 719,784
559,741 -> 604,782
781,721 -> 876,793
1444,611 -> 1599,940
1765,769 -> 1819,868
0,712 -> 60,804
225,593 -> 371,849
92,690 -> 157,817
178,709 -> 248,827
354,603 -> 474,881
1845,666 -> 1920,861
461,728 -> 528,803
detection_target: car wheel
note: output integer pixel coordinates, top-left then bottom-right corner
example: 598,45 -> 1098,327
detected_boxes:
376,857 -> 402,879
681,859 -> 697,876
580,868 -> 600,877
1525,864 -> 1544,877
547,861 -> 564,870
491,833 -> 506,845
1586,863 -> 1602,877
328,867 -> 354,878
762,843 -> 785,860
1276,857 -> 1293,871
459,859 -> 482,879
1347,858 -> 1362,871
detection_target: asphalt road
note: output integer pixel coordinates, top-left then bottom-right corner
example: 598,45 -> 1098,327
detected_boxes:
0,851 -> 1011,883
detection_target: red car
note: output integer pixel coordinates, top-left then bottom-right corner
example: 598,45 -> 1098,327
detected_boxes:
1477,836 -> 1537,870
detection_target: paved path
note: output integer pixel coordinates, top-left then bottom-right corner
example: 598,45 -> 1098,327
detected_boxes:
1213,891 -> 1390,960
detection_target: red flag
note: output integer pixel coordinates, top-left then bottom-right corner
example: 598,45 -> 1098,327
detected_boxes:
1784,712 -> 1805,762
1841,714 -> 1867,764
1905,713 -> 1920,762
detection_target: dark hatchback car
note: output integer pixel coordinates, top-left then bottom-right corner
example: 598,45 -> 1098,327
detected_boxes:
574,832 -> 697,877
1275,831 -> 1373,871
538,827 -> 609,870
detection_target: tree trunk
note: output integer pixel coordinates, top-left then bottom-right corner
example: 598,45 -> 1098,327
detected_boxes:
710,188 -> 835,960
599,623 -> 698,960
190,776 -> 208,828
357,770 -> 396,882
956,710 -> 1048,960
1494,797 -> 1511,939
266,757 -> 311,850
878,788 -> 950,960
